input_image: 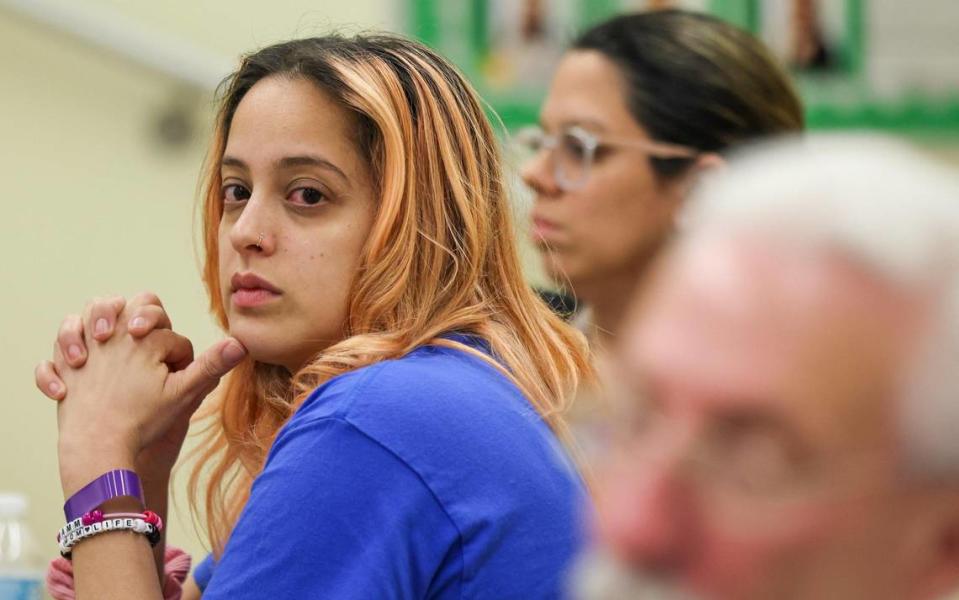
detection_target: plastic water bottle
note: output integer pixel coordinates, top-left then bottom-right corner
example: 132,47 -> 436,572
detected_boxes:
0,493 -> 43,600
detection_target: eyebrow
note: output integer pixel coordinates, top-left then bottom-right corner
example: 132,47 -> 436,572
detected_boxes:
221,154 -> 349,184
538,117 -> 609,134
634,372 -> 809,444
707,402 -> 812,451
713,409 -> 795,435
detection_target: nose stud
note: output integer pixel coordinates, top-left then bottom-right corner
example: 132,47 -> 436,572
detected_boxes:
256,233 -> 264,249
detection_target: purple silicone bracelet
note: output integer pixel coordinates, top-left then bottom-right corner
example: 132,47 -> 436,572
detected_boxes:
63,469 -> 144,521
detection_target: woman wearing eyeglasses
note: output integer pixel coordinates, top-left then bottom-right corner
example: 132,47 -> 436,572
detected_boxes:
518,10 -> 804,346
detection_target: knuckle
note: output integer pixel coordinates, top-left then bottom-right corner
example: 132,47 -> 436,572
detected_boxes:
132,291 -> 162,307
142,305 -> 173,329
93,297 -> 115,315
202,356 -> 221,381
110,296 -> 128,314
58,315 -> 82,341
84,296 -> 102,314
129,305 -> 148,322
34,362 -> 57,396
143,305 -> 165,320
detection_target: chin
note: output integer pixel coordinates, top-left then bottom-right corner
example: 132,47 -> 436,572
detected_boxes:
540,253 -> 575,286
227,323 -> 290,368
569,550 -> 702,600
231,325 -> 337,373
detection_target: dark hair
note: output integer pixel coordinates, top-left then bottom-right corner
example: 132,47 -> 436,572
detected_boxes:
573,10 -> 804,177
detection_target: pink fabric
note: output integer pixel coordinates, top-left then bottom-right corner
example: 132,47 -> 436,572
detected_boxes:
47,545 -> 192,600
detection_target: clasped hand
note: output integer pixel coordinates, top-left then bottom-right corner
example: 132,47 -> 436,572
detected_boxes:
34,293 -> 247,495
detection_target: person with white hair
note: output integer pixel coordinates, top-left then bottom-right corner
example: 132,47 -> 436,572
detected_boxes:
576,135 -> 959,600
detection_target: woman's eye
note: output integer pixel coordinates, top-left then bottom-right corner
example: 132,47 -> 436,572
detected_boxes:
288,187 -> 327,206
561,134 -> 589,160
222,184 -> 251,204
517,129 -> 546,154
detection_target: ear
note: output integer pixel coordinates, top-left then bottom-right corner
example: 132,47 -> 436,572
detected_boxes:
666,153 -> 726,232
674,152 -> 726,200
907,492 -> 959,600
692,152 -> 726,174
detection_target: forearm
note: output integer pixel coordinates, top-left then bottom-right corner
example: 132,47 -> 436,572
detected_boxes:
142,473 -> 171,587
182,575 -> 203,600
71,511 -> 163,599
60,445 -> 164,600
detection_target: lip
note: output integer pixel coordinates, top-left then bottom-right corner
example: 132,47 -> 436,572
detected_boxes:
230,272 -> 282,308
530,215 -> 563,242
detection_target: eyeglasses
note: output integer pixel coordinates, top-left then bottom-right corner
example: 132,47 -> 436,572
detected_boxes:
584,365 -> 889,508
513,125 -> 698,192
596,386 -> 896,510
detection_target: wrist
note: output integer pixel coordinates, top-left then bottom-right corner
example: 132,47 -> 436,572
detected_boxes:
136,461 -> 173,489
58,438 -> 138,499
140,475 -> 170,516
139,473 -> 171,498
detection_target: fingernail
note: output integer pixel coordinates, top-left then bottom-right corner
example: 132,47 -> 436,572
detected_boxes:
221,341 -> 246,364
95,318 -> 109,336
68,345 -> 82,360
48,381 -> 61,396
130,317 -> 146,330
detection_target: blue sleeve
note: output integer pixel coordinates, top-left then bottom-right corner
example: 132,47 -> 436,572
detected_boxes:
192,553 -> 215,592
201,415 -> 462,599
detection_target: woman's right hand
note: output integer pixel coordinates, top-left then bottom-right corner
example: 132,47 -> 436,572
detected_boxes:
34,293 -> 230,483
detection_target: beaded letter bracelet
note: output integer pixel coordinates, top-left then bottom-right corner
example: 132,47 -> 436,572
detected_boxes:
58,510 -> 163,559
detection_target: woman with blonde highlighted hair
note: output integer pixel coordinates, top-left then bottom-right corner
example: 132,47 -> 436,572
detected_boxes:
35,34 -> 591,599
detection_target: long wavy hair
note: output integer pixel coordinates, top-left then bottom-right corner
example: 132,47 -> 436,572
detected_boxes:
187,34 -> 593,554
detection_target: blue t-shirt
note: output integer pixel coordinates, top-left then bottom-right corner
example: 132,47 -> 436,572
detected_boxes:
194,335 -> 587,598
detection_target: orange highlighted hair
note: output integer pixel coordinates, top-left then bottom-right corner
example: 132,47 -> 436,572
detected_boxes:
188,35 -> 592,553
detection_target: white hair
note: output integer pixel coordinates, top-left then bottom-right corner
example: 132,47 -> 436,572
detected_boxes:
679,134 -> 959,479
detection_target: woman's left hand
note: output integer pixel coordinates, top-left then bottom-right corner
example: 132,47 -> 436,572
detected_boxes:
53,302 -> 247,496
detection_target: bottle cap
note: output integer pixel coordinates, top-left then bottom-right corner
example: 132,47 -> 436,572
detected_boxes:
0,493 -> 28,518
